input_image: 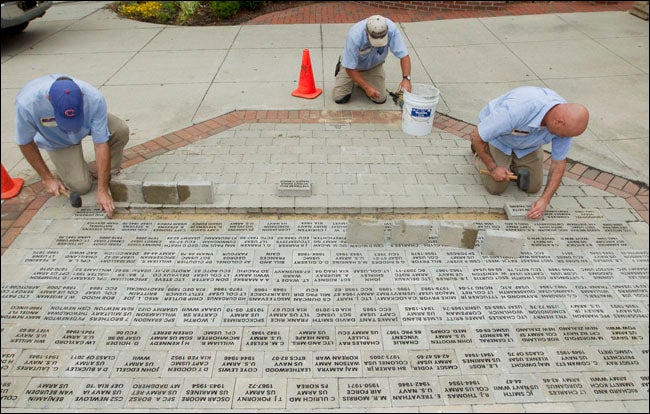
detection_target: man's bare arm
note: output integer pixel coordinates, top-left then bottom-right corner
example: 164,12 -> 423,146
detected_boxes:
19,142 -> 64,195
94,141 -> 115,218
526,158 -> 566,219
471,128 -> 496,171
471,127 -> 511,181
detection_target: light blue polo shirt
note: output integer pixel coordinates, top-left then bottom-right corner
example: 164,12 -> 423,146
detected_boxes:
14,74 -> 110,151
477,86 -> 572,160
341,17 -> 409,71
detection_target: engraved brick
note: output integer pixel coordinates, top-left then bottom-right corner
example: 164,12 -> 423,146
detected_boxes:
504,203 -> 529,220
277,179 -> 311,197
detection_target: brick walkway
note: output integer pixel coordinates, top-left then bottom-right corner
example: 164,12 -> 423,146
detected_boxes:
2,0 -> 648,254
245,1 -> 635,25
3,110 -> 648,255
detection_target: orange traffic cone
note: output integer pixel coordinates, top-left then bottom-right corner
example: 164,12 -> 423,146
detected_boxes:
292,48 -> 322,99
1,163 -> 24,200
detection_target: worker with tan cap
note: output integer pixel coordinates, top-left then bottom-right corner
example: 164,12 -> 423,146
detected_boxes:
334,15 -> 412,104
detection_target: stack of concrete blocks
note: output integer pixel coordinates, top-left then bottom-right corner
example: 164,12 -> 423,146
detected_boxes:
391,220 -> 431,245
346,218 -> 385,245
109,180 -> 214,205
482,229 -> 526,257
437,222 -> 479,249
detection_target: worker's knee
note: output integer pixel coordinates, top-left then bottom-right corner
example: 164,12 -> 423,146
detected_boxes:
524,171 -> 543,193
66,176 -> 93,195
333,80 -> 353,103
485,185 -> 507,195
370,92 -> 387,104
482,179 -> 508,195
525,181 -> 542,193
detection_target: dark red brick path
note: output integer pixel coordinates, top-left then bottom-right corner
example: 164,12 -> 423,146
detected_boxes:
244,1 -> 635,24
2,1 -> 647,254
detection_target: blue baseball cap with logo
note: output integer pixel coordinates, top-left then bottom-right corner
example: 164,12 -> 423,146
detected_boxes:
48,78 -> 84,132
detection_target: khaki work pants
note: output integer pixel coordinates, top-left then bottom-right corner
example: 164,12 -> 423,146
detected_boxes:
47,113 -> 129,194
474,143 -> 544,194
333,62 -> 387,103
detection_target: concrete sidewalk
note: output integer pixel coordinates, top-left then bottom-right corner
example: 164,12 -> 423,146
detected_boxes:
1,1 -> 648,187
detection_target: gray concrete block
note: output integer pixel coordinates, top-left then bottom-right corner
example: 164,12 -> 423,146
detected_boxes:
438,222 -> 479,249
482,229 -> 526,257
277,180 -> 311,197
177,180 -> 213,204
109,180 -> 144,203
346,218 -> 385,245
391,219 -> 431,245
143,181 -> 179,204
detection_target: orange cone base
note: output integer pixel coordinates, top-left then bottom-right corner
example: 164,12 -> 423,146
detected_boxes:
292,87 -> 322,99
1,177 -> 24,200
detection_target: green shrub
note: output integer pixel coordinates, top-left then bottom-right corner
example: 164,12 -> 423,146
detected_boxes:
208,1 -> 240,20
240,1 -> 265,10
177,1 -> 201,23
159,1 -> 178,21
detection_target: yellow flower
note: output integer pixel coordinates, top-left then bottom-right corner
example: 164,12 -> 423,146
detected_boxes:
118,1 -> 163,20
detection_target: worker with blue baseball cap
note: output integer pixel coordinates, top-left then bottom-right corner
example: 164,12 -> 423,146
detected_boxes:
14,74 -> 129,218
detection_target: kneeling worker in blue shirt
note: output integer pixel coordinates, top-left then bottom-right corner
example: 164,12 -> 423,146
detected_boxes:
14,74 -> 129,218
334,15 -> 412,104
471,86 -> 589,220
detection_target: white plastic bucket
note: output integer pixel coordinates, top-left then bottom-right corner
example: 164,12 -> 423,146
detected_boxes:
401,83 -> 440,136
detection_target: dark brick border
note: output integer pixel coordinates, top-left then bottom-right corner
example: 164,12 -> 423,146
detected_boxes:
245,1 -> 635,24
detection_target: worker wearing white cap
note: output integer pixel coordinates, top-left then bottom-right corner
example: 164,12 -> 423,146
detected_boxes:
334,15 -> 412,104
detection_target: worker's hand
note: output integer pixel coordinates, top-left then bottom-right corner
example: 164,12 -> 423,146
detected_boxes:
96,190 -> 115,219
490,166 -> 512,182
43,176 -> 66,197
526,198 -> 549,220
363,85 -> 381,101
398,79 -> 412,93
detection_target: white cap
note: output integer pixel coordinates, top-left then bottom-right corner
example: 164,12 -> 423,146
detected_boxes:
366,15 -> 388,47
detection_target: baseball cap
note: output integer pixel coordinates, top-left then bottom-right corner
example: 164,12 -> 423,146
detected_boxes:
49,78 -> 84,132
366,15 -> 388,47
